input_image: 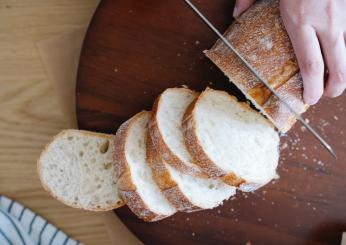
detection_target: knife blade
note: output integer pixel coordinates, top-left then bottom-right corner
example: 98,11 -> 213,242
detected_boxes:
184,0 -> 337,159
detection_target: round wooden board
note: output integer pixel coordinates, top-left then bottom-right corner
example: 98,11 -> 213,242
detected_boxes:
77,1 -> 346,244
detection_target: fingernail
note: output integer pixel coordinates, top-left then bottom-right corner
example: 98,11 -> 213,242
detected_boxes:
304,96 -> 318,105
233,6 -> 240,18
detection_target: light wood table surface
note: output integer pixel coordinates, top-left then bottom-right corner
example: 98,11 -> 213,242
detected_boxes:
0,1 -> 115,244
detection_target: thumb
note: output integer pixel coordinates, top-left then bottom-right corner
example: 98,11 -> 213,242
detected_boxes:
233,0 -> 257,18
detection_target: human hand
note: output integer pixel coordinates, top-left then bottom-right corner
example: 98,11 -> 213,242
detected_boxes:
233,0 -> 346,105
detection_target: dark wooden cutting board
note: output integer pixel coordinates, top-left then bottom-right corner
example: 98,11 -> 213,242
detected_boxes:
76,0 -> 346,244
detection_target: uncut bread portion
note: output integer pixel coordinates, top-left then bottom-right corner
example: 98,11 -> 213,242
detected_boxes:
150,88 -> 207,178
113,111 -> 176,222
147,132 -> 236,212
183,88 -> 280,191
205,0 -> 308,133
38,129 -> 124,211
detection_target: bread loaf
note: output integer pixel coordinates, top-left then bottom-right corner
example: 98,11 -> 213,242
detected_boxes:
205,0 -> 309,132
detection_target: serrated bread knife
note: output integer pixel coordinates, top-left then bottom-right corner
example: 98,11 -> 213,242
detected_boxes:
184,0 -> 336,159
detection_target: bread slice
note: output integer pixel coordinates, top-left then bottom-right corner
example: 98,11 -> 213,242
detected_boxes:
183,88 -> 280,191
113,111 -> 176,222
205,0 -> 308,133
37,129 -> 124,211
147,132 -> 236,212
150,88 -> 207,178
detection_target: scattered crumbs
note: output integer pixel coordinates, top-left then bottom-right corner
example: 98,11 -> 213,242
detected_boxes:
305,118 -> 310,123
317,160 -> 324,166
177,53 -> 181,57
195,40 -> 200,45
246,242 -> 252,245
186,217 -> 190,221
307,202 -> 311,206
230,208 -> 235,212
242,193 -> 248,199
302,153 -> 308,160
303,166 -> 307,171
313,158 -> 317,163
295,147 -> 299,151
143,91 -> 147,94
302,146 -> 306,151
291,188 -> 296,192
312,207 -> 316,211
217,210 -> 221,214
274,224 -> 278,228
183,41 -> 187,45
231,196 -> 237,201
271,201 -> 275,205
293,196 -> 297,200
234,218 -> 239,222
181,84 -> 188,89
262,190 -> 267,195
262,197 -> 266,201
333,115 -> 339,120
313,145 -> 318,150
257,218 -> 262,222
114,68 -> 118,72
281,142 -> 288,150
209,81 -> 213,85
300,126 -> 307,132
192,232 -> 195,237
288,152 -> 293,156
318,118 -> 330,128
129,9 -> 133,13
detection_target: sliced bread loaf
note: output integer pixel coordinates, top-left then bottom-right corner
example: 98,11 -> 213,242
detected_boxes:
205,0 -> 308,132
150,88 -> 207,178
113,111 -> 176,222
147,133 -> 236,212
183,88 -> 280,191
37,129 -> 124,211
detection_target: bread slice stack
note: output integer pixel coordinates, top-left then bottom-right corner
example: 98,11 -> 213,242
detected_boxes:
38,87 -> 280,222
